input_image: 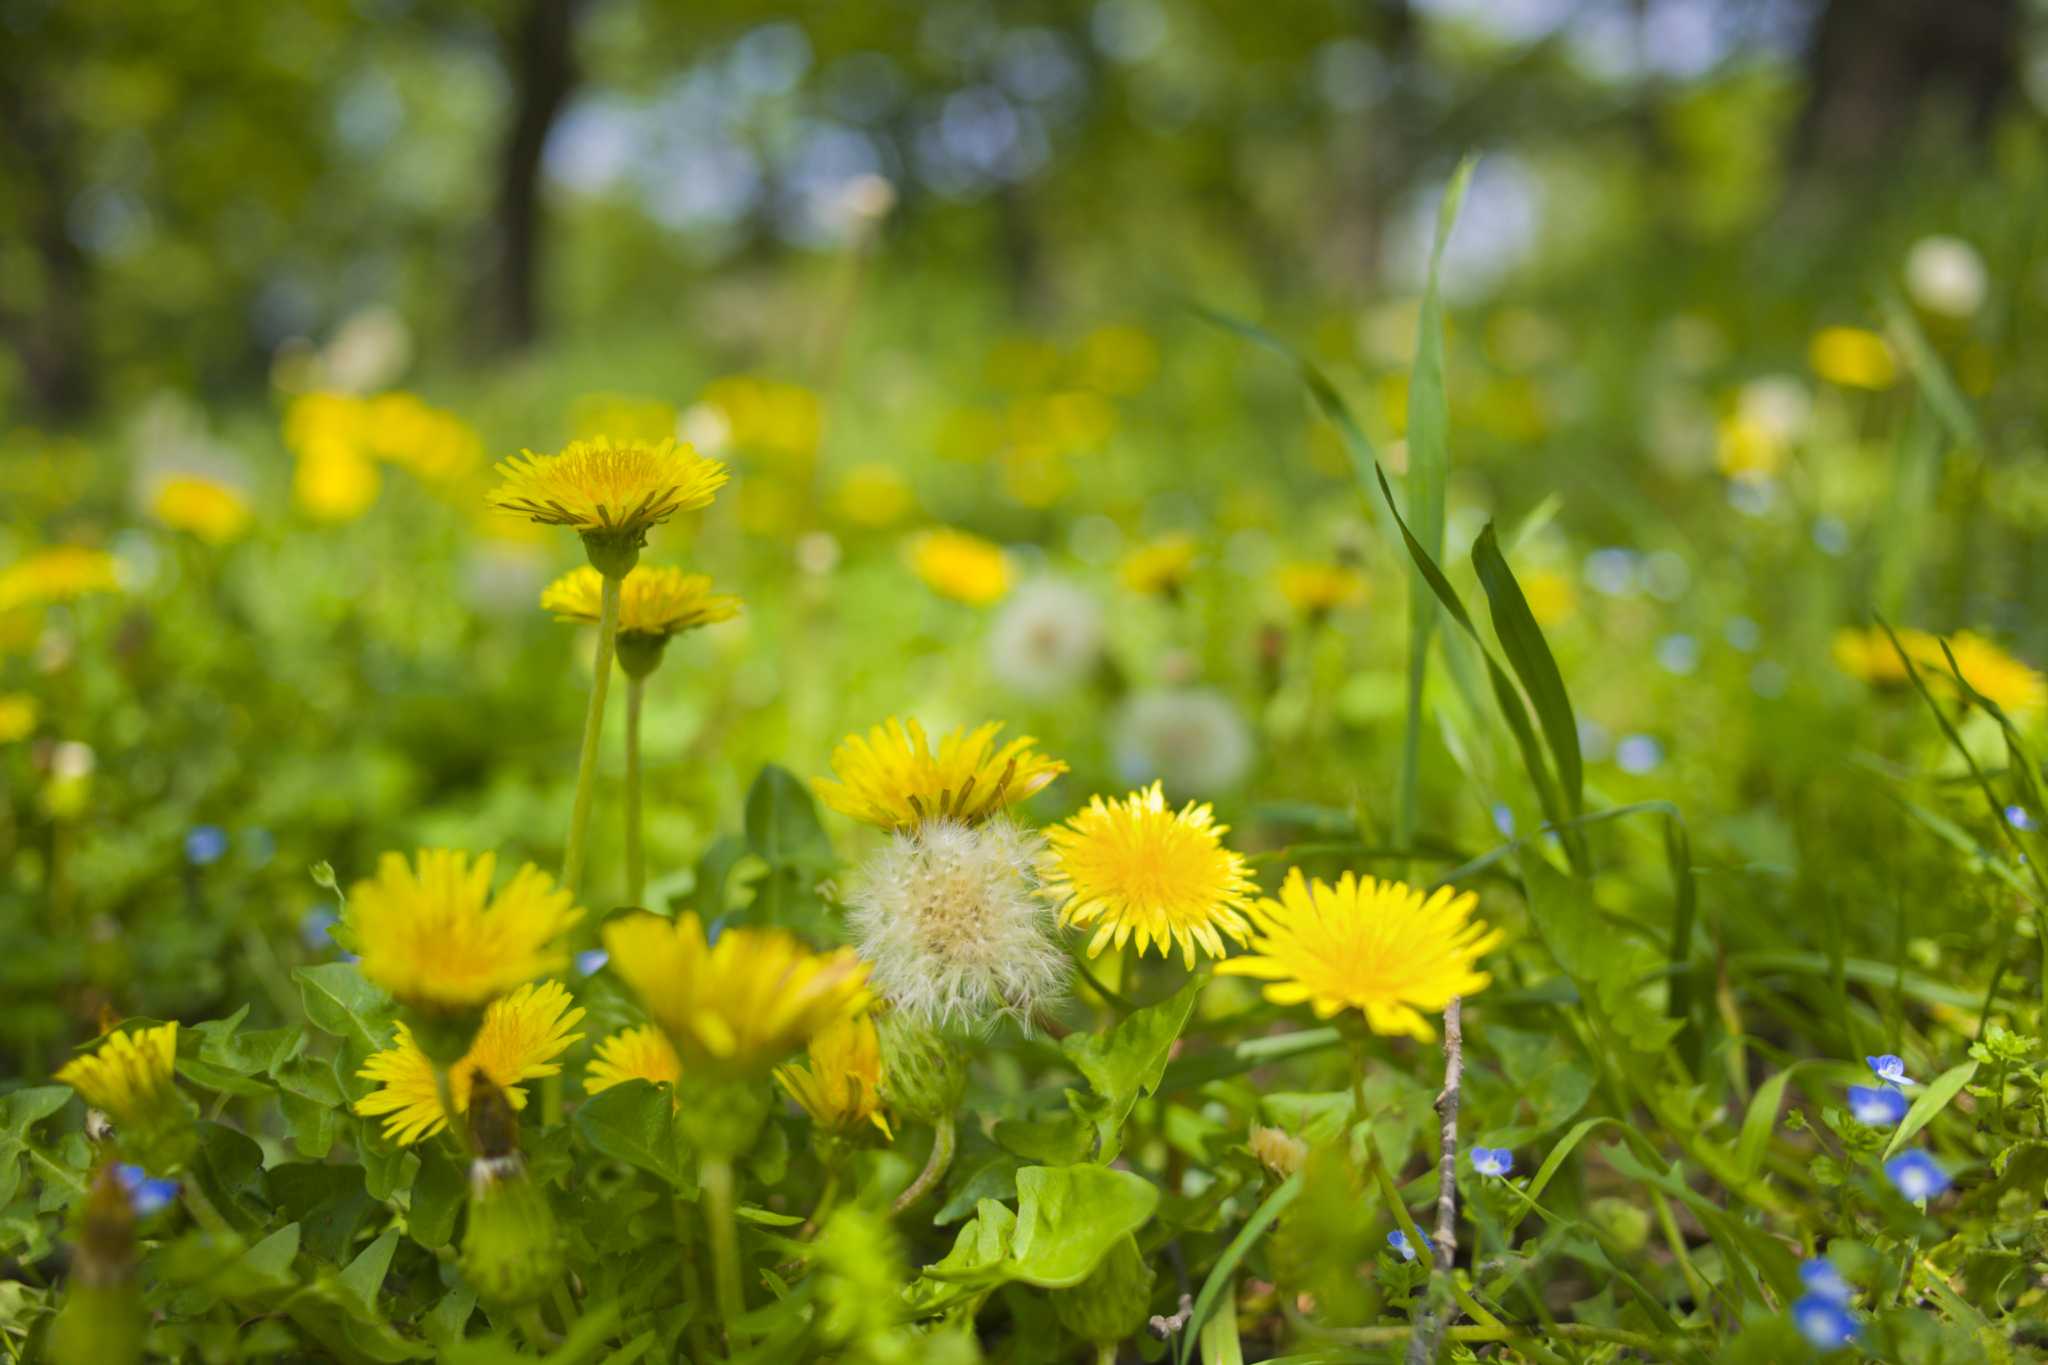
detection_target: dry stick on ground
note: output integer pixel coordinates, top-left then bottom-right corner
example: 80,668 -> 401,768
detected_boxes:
1407,996 -> 1465,1365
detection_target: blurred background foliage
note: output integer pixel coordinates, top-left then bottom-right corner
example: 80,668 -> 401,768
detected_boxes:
3,0 -> 2046,1072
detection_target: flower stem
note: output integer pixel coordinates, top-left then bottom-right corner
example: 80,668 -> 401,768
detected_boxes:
700,1156 -> 746,1345
624,674 -> 646,906
562,572 -> 621,895
891,1114 -> 957,1215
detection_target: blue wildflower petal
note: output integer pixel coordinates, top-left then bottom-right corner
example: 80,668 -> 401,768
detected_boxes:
113,1163 -> 180,1217
576,948 -> 610,976
1884,1149 -> 1950,1201
184,825 -> 229,867
1791,1294 -> 1860,1349
1798,1259 -> 1852,1305
1470,1147 -> 1513,1177
1865,1054 -> 1914,1088
1846,1085 -> 1907,1126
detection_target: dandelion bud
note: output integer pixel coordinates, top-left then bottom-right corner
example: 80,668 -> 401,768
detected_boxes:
49,1167 -> 144,1365
674,1077 -> 777,1160
1052,1234 -> 1155,1347
874,1011 -> 967,1125
614,631 -> 670,680
458,1079 -> 563,1310
1249,1125 -> 1309,1180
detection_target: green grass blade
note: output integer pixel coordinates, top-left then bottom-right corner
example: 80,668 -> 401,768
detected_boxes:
1394,155 -> 1476,847
1471,522 -> 1581,816
1177,1172 -> 1303,1365
1882,1060 -> 1978,1159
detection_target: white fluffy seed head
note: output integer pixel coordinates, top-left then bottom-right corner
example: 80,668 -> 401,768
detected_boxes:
847,818 -> 1068,1031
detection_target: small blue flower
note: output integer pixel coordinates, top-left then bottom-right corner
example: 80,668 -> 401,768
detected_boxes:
1490,804 -> 1515,838
1470,1147 -> 1514,1177
113,1164 -> 180,1218
299,908 -> 337,951
576,948 -> 610,977
1865,1054 -> 1914,1088
1387,1228 -> 1431,1263
1885,1149 -> 1950,1202
1846,1085 -> 1908,1126
1798,1258 -> 1852,1305
184,825 -> 229,867
1791,1294 -> 1860,1349
2007,805 -> 2037,832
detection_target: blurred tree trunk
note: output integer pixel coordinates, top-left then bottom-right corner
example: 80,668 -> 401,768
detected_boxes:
1798,0 -> 2019,165
0,67 -> 94,418
484,0 -> 581,352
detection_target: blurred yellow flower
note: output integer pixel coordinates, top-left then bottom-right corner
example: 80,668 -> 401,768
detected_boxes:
1000,448 -> 1073,508
0,693 -> 36,743
1715,414 -> 1787,483
1520,568 -> 1576,627
774,1013 -> 891,1139
814,717 -> 1068,832
541,566 -> 740,638
365,392 -> 483,482
55,1023 -> 180,1130
293,441 -> 383,522
489,436 -> 729,540
570,392 -> 680,446
1834,626 -> 2046,712
1277,562 -> 1367,616
150,475 -> 251,544
1809,327 -> 1897,390
1119,534 -> 1199,597
1042,782 -> 1255,967
354,981 -> 585,1145
910,527 -> 1012,605
1077,324 -> 1159,395
1217,869 -> 1501,1041
832,462 -> 916,529
0,547 -> 120,613
584,1025 -> 682,1096
702,375 -> 822,466
347,850 -> 583,1014
601,912 -> 871,1077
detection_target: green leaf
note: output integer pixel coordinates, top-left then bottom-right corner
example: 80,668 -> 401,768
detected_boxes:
1178,1172 -> 1303,1365
1471,523 -> 1581,819
1006,1164 -> 1160,1289
691,833 -> 750,919
1735,1061 -> 1842,1180
1883,1060 -> 1979,1160
573,1080 -> 695,1193
268,1162 -> 376,1265
177,1058 -> 275,1099
408,1146 -> 465,1250
293,963 -> 394,1054
2,1086 -> 73,1137
1060,974 -> 1201,1160
744,764 -> 833,869
1522,1116 -> 1670,1206
335,1226 -> 401,1314
191,1121 -> 270,1235
1521,860 -> 1680,1053
1481,1024 -> 1594,1141
234,1222 -> 304,1295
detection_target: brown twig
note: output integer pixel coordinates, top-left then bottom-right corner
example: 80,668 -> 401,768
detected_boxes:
1406,996 -> 1464,1365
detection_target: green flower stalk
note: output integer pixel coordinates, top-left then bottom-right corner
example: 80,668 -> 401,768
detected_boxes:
49,1166 -> 143,1365
562,569 -> 619,895
459,1077 -> 564,1312
539,564 -> 741,904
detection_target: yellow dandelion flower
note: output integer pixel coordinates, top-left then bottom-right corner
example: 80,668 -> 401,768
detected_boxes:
1809,326 -> 1897,390
584,1025 -> 682,1097
488,436 -> 729,542
293,440 -> 382,522
832,462 -> 916,529
1118,534 -> 1198,597
1216,869 -> 1502,1041
909,527 -> 1012,605
151,476 -> 252,544
1836,625 -> 2046,712
55,1023 -> 180,1130
1519,569 -> 1576,627
354,981 -> 585,1145
347,850 -> 583,1014
1277,562 -> 1368,616
0,547 -> 120,613
1042,782 -> 1255,967
774,1013 -> 891,1139
0,693 -> 35,743
601,912 -> 870,1077
813,717 -> 1068,832
540,565 -> 740,638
